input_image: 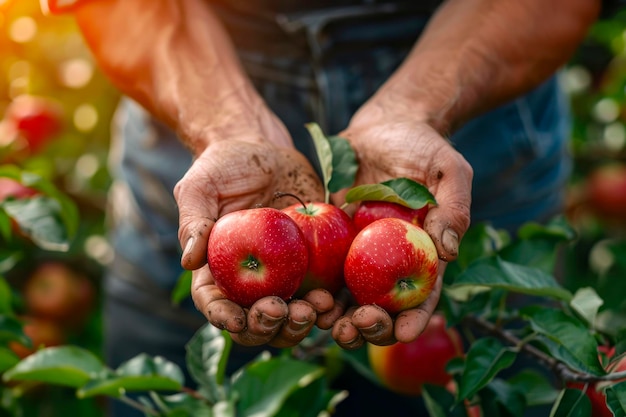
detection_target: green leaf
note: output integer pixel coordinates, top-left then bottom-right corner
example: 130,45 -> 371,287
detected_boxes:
149,392 -> 214,417
78,353 -> 184,398
481,379 -> 527,417
306,122 -> 333,203
185,324 -> 231,403
3,346 -> 106,388
231,355 -> 325,417
0,277 -> 16,315
0,315 -> 30,345
0,346 -> 20,373
549,388 -> 592,417
570,287 -> 604,326
525,308 -> 605,376
517,216 -> 577,242
2,196 -> 70,251
274,376 -> 348,417
606,380 -> 626,417
171,270 -> 192,306
457,337 -> 517,401
344,177 -> 437,209
0,251 -> 22,275
450,256 -> 573,301
0,167 -> 79,242
0,210 -> 11,241
422,384 -> 467,417
507,369 -> 560,406
327,135 -> 357,193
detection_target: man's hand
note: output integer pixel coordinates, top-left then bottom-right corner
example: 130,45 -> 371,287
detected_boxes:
329,104 -> 473,347
175,140 -> 334,347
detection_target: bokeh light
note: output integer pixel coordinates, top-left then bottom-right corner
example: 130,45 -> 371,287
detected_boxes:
9,16 -> 37,43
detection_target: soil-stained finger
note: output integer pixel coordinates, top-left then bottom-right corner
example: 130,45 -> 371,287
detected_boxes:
270,299 -> 316,348
302,289 -> 334,314
352,305 -> 396,345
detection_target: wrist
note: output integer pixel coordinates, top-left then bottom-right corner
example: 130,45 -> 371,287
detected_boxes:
175,85 -> 293,155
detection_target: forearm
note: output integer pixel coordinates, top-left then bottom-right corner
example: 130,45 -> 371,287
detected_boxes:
374,0 -> 601,134
73,0 -> 289,153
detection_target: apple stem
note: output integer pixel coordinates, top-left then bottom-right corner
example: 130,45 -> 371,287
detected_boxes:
242,255 -> 260,271
273,191 -> 308,210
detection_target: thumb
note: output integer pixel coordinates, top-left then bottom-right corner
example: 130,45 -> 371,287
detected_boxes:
175,168 -> 219,271
423,157 -> 473,262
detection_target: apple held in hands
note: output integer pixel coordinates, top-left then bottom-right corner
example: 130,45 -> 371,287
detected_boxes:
281,198 -> 356,295
367,313 -> 463,396
352,201 -> 428,232
207,207 -> 309,308
344,217 -> 438,315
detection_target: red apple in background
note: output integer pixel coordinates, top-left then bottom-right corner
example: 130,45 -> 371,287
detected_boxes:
344,218 -> 439,315
587,163 -> 626,220
9,316 -> 65,359
207,207 -> 309,308
23,261 -> 96,325
353,201 -> 429,232
568,348 -> 626,417
3,94 -> 64,153
367,313 -> 463,396
281,197 -> 356,295
0,177 -> 38,201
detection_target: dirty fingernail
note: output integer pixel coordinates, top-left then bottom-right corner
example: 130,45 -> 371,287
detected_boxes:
442,228 -> 459,257
183,236 -> 195,257
259,312 -> 285,329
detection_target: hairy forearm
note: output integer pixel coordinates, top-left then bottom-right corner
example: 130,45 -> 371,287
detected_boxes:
74,0 -> 287,153
375,0 -> 601,134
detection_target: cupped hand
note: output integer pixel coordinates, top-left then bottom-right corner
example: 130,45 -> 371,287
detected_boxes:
330,101 -> 473,348
175,139 -> 334,346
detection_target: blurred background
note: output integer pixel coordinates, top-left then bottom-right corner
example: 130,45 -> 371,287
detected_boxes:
0,1 -> 625,416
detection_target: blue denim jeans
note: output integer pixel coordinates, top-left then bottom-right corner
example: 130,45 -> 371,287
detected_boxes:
103,6 -> 571,416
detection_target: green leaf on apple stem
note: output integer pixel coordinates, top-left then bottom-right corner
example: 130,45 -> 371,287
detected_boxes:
570,287 -> 604,326
524,308 -> 606,376
549,388 -> 592,417
344,177 -> 437,209
231,355 -> 325,417
3,346 -> 106,388
606,381 -> 626,417
450,256 -> 573,301
327,135 -> 357,193
457,337 -> 517,401
306,122 -> 333,204
77,353 -> 184,398
185,324 -> 232,404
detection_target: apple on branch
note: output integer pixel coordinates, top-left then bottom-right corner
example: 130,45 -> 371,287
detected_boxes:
278,192 -> 357,296
206,207 -> 309,308
344,217 -> 439,315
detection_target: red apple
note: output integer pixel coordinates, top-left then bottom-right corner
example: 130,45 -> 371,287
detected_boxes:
4,95 -> 64,153
23,261 -> 96,325
587,163 -> 626,220
344,217 -> 439,314
367,313 -> 463,396
207,207 -> 309,308
9,316 -> 65,359
0,177 -> 38,202
353,201 -> 429,232
281,201 -> 356,295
